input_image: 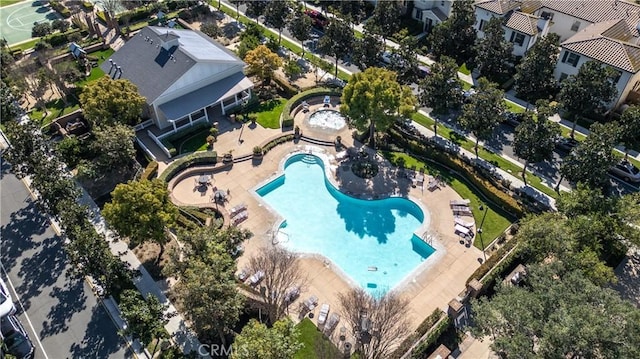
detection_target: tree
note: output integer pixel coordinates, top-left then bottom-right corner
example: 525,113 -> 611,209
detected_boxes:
458,78 -> 505,158
87,123 -> 136,175
245,0 -> 267,22
514,33 -> 560,103
246,246 -> 305,324
243,45 -> 283,85
79,77 -> 146,127
341,67 -> 416,148
418,55 -> 462,136
237,23 -> 263,60
119,290 -> 169,357
363,0 -> 401,44
428,0 -> 476,65
264,0 -> 289,45
166,226 -> 247,343
338,288 -> 410,359
2,120 -> 49,178
200,21 -> 220,38
559,122 -> 620,190
353,30 -> 384,71
52,19 -> 70,33
472,264 -> 640,359
388,30 -> 420,85
512,102 -> 561,185
1,80 -> 21,122
231,318 -> 302,359
103,179 -> 178,264
618,105 -> 640,160
474,16 -> 514,83
287,7 -> 312,57
317,17 -> 354,78
558,61 -> 618,137
32,22 -> 52,37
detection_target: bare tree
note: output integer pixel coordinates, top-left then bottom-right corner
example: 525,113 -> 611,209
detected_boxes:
247,246 -> 306,324
338,288 -> 411,359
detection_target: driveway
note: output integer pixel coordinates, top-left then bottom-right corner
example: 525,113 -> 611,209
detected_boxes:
0,1 -> 59,45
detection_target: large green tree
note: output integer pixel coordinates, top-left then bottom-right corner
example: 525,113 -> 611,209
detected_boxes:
418,55 -> 463,136
472,264 -> 640,358
458,78 -> 505,158
474,16 -> 514,83
363,0 -> 402,44
341,67 -> 416,148
79,76 -> 146,127
264,0 -> 290,44
287,7 -> 312,57
231,318 -> 302,359
514,33 -> 560,103
618,105 -> 640,160
558,61 -> 618,137
1,80 -> 20,121
317,17 -> 354,78
81,123 -> 136,178
428,0 -> 476,65
559,122 -> 620,190
119,290 -> 169,357
353,30 -> 384,71
388,30 -> 420,85
512,102 -> 561,186
103,179 -> 178,264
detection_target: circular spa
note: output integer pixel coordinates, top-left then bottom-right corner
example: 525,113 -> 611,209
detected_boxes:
307,109 -> 347,130
256,154 -> 434,294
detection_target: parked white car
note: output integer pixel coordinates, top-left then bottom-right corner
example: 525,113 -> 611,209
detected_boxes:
610,160 -> 640,183
317,304 -> 330,325
0,277 -> 16,318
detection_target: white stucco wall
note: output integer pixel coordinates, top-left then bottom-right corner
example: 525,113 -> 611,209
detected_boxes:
532,8 -> 590,41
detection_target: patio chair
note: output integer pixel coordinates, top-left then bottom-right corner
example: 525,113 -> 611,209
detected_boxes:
230,203 -> 247,217
232,211 -> 248,226
324,313 -> 340,333
427,177 -> 439,191
303,295 -> 319,311
450,199 -> 471,207
454,216 -> 475,229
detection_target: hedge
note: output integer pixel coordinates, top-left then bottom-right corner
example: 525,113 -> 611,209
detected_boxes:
50,1 -> 71,18
262,134 -> 295,154
411,317 -> 452,359
390,309 -> 444,359
158,151 -> 218,183
181,207 -> 211,226
44,29 -> 81,47
140,161 -> 159,180
82,1 -> 94,10
280,87 -> 342,127
466,236 -> 519,285
272,75 -> 299,98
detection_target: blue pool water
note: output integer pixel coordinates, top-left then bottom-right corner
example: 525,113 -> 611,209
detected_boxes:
256,154 -> 435,294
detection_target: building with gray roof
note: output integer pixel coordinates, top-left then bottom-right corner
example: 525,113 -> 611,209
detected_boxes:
100,26 -> 253,132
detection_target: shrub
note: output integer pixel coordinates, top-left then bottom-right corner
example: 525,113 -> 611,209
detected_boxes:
52,19 -> 70,33
45,32 -> 69,47
272,75 -> 299,97
390,309 -> 444,359
466,236 -> 519,285
140,161 -> 159,180
34,41 -> 52,51
56,136 -> 82,168
158,151 -> 218,183
32,22 -> 52,38
82,1 -> 94,10
117,7 -> 155,25
411,317 -> 452,359
200,22 -> 220,38
252,146 -> 262,155
262,134 -> 294,154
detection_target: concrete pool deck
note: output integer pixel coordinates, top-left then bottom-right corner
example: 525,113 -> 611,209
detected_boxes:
164,104 -> 484,345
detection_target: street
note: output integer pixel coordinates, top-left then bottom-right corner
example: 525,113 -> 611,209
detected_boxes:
0,162 -> 130,359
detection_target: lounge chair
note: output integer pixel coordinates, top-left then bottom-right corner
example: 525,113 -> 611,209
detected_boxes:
450,199 -> 471,207
318,304 -> 330,325
303,295 -> 318,311
454,216 -> 475,229
324,313 -> 340,333
229,203 -> 247,217
452,205 -> 472,215
248,270 -> 265,286
232,211 -> 248,225
454,224 -> 471,237
335,150 -> 348,161
427,177 -> 439,191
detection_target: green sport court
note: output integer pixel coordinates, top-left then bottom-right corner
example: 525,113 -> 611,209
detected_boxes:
0,1 -> 60,46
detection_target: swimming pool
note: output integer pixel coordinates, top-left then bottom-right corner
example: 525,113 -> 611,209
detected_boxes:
256,153 -> 435,294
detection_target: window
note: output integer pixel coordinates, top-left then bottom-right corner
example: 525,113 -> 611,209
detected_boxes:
613,70 -> 622,84
479,19 -> 486,31
571,21 -> 580,31
541,11 -> 554,20
561,51 -> 580,67
415,9 -> 423,20
441,1 -> 445,6
559,73 -> 569,81
509,32 -> 526,46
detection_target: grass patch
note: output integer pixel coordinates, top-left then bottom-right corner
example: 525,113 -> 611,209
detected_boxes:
30,97 -> 80,127
505,100 -> 525,114
381,151 -> 513,246
250,98 -> 287,129
461,81 -> 473,91
10,38 -> 40,51
459,63 -> 471,75
0,0 -> 22,6
411,112 -> 559,198
294,318 -> 341,359
76,48 -> 115,87
179,130 -> 210,154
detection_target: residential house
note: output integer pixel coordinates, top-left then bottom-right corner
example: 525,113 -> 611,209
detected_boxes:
101,26 -> 253,134
474,0 -> 550,57
412,0 -> 453,32
555,18 -> 640,109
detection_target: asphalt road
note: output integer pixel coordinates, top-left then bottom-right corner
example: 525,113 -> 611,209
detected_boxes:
0,162 -> 130,359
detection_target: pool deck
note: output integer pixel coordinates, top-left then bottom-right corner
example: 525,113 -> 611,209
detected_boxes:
165,103 -> 484,347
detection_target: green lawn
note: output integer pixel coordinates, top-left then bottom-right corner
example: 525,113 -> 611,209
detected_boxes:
179,130 -> 210,154
458,63 -> 471,75
10,38 -> 39,51
381,151 -> 514,247
250,98 -> 287,129
76,48 -> 115,87
294,318 -> 341,359
30,98 -> 80,127
505,100 -> 526,114
0,0 -> 23,7
411,112 -> 560,198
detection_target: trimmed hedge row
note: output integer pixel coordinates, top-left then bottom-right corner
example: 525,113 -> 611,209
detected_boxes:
411,317 -> 453,359
140,161 -> 159,180
262,134 -> 295,154
390,309 -> 444,359
158,151 -> 218,182
280,87 -> 342,128
50,1 -> 71,18
44,28 -> 82,47
466,237 -> 520,285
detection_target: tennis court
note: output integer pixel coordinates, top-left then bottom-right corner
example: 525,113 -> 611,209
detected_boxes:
0,1 -> 60,45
